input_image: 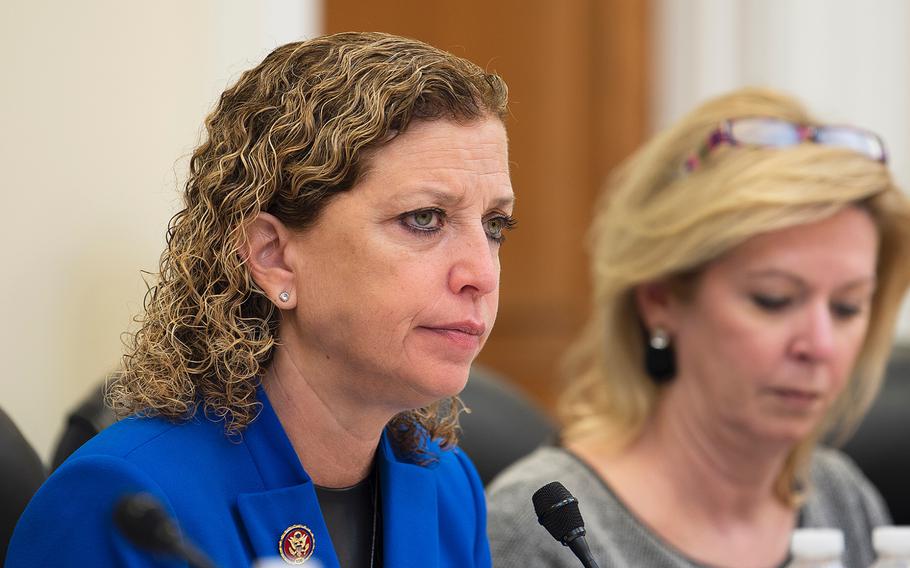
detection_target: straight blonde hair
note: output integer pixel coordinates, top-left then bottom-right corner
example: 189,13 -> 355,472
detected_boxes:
560,87 -> 910,505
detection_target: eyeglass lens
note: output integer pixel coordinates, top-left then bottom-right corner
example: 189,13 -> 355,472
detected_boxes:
815,127 -> 884,161
729,119 -> 801,147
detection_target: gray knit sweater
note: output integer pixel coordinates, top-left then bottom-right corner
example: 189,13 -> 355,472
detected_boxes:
487,446 -> 889,568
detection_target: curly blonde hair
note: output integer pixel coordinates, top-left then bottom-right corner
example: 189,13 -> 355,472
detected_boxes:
109,32 -> 508,458
560,87 -> 910,505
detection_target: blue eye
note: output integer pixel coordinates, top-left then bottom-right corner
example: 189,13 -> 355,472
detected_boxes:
400,208 -> 445,234
483,214 -> 516,243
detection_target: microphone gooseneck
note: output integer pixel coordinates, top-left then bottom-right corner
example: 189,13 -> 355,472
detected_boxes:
532,481 -> 600,568
113,492 -> 218,568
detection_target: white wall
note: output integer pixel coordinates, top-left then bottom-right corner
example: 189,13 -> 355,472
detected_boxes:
653,0 -> 910,340
0,0 -> 322,461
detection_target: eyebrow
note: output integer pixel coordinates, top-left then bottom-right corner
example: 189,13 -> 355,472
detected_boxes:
390,187 -> 515,209
491,194 -> 516,209
745,269 -> 877,290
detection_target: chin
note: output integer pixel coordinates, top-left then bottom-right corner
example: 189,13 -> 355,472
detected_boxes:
756,419 -> 820,447
399,360 -> 472,409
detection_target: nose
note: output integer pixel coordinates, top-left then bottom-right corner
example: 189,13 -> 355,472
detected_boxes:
447,228 -> 499,298
790,300 -> 837,363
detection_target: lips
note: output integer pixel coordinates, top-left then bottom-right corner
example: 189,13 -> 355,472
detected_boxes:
768,387 -> 823,406
423,321 -> 486,336
417,320 -> 487,352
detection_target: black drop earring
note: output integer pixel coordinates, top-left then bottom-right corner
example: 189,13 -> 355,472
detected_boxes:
645,327 -> 676,383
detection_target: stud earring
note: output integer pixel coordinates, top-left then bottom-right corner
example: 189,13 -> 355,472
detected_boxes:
278,291 -> 290,303
645,327 -> 676,383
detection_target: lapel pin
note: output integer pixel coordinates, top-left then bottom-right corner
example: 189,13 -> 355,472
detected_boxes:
278,524 -> 315,564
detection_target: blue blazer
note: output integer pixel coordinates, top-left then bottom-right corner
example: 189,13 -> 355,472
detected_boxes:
6,389 -> 491,567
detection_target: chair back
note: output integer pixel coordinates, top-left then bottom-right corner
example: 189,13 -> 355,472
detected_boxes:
459,365 -> 556,485
0,407 -> 46,564
842,343 -> 910,524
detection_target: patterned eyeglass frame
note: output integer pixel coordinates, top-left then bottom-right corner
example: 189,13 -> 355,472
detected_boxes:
682,117 -> 888,173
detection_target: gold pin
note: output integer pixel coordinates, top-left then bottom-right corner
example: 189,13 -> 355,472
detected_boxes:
278,524 -> 315,565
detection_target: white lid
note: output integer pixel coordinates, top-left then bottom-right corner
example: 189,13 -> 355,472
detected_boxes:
873,526 -> 910,555
790,529 -> 845,559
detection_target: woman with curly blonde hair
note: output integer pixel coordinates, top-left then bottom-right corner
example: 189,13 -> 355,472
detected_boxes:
488,88 -> 910,568
9,32 -> 513,568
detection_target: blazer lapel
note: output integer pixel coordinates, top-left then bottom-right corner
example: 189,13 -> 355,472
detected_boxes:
237,483 -> 340,568
236,388 -> 440,567
234,387 -> 340,567
379,433 -> 440,567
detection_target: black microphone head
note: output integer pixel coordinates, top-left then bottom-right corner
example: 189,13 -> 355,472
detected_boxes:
532,481 -> 586,545
113,493 -> 182,553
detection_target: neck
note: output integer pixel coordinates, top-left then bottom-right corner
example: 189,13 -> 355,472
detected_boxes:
637,385 -> 793,519
567,381 -> 798,567
263,343 -> 395,488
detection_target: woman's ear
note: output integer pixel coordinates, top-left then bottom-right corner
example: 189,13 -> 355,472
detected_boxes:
634,280 -> 676,333
243,212 -> 297,308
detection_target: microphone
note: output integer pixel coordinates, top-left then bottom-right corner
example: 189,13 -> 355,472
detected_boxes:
532,481 -> 600,568
113,492 -> 218,568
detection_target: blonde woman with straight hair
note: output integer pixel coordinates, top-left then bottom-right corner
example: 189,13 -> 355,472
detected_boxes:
10,32 -> 514,567
488,88 -> 910,568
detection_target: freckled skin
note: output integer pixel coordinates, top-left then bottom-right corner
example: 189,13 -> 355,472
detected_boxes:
281,118 -> 514,415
